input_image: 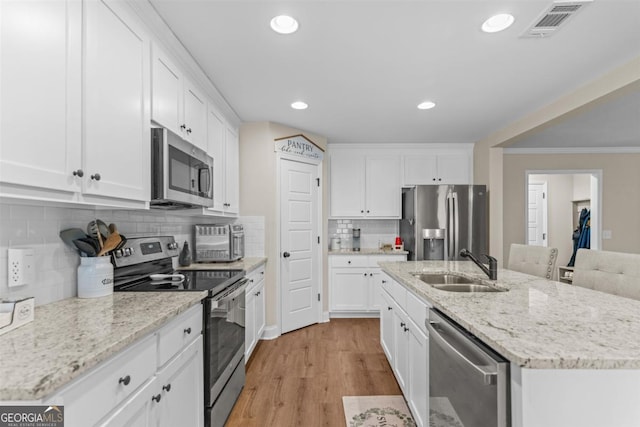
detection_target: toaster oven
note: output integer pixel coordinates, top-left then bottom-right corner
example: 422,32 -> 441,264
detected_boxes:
194,224 -> 244,262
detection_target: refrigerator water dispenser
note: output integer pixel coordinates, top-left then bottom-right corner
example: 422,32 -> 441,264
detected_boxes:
422,228 -> 445,260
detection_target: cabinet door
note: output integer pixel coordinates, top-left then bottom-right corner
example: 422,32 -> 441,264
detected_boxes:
330,154 -> 365,217
224,127 -> 240,214
83,0 -> 150,202
436,153 -> 470,184
365,155 -> 401,217
207,107 -> 226,212
369,271 -> 383,311
151,46 -> 182,135
154,336 -> 205,427
380,291 -> 395,365
393,310 -> 410,394
99,379 -> 155,427
255,281 -> 266,339
407,319 -> 429,427
403,154 -> 438,185
0,0 -> 81,193
330,268 -> 369,311
183,80 -> 207,151
245,290 -> 256,360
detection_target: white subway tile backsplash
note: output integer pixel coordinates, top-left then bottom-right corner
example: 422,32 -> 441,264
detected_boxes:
0,201 -> 245,306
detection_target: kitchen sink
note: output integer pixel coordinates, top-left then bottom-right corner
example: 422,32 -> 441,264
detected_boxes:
430,283 -> 505,292
412,273 -> 507,293
414,273 -> 475,284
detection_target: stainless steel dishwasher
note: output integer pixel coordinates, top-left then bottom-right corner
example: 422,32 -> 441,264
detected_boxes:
426,309 -> 510,427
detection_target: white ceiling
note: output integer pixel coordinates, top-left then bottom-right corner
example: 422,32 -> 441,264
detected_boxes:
149,0 -> 640,145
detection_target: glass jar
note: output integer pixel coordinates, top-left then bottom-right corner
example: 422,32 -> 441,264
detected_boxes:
77,257 -> 114,298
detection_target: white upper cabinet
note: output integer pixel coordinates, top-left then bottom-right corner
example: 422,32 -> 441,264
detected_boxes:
206,106 -> 239,216
366,155 -> 401,217
1,0 -> 150,206
183,81 -> 207,151
0,0 -> 82,195
151,45 -> 207,152
403,152 -> 471,185
83,0 -> 150,203
330,151 -> 400,218
329,153 -> 365,217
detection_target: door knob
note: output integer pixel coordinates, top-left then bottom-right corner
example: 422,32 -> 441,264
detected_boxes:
283,252 -> 290,258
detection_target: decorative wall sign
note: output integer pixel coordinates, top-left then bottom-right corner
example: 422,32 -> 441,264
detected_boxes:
274,134 -> 324,161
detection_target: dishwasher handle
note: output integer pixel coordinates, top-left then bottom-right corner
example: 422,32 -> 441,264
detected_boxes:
427,318 -> 498,386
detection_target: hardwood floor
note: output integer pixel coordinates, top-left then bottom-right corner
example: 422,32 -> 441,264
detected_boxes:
226,318 -> 401,427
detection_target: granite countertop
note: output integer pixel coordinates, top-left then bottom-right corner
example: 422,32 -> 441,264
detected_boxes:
178,257 -> 267,273
329,249 -> 408,255
0,292 -> 207,401
379,260 -> 640,370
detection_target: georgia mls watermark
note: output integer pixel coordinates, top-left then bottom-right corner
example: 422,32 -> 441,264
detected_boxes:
0,405 -> 64,427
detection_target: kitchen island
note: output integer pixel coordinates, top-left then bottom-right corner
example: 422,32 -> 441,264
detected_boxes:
380,260 -> 640,427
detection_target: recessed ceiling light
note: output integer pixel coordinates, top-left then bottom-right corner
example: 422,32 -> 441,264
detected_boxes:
481,13 -> 515,33
417,101 -> 436,110
270,15 -> 299,34
291,101 -> 308,110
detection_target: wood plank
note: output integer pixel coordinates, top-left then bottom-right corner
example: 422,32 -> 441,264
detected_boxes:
225,318 -> 401,426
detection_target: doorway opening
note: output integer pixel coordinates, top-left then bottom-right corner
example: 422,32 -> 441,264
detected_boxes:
525,170 -> 602,269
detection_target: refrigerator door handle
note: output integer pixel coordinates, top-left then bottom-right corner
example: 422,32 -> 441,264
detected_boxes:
447,194 -> 454,259
453,192 -> 459,258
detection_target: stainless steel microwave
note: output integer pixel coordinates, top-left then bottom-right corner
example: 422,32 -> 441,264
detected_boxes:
150,127 -> 213,209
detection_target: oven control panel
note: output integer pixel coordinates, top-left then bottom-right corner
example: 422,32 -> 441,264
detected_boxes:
111,236 -> 180,267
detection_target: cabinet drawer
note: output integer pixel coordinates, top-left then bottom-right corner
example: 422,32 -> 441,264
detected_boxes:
331,256 -> 368,268
390,279 -> 407,307
53,334 -> 156,427
406,291 -> 428,334
246,264 -> 265,292
369,254 -> 407,267
158,304 -> 203,367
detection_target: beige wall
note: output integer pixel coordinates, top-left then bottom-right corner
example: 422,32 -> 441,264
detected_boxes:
474,57 -> 640,265
504,154 -> 640,266
239,122 -> 328,330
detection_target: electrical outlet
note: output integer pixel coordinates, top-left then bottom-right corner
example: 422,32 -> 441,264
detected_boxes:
602,230 -> 613,240
8,248 -> 35,287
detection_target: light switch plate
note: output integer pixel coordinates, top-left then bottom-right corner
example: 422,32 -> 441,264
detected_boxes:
8,248 -> 35,287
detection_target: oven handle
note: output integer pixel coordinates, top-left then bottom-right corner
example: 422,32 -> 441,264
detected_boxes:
426,318 -> 498,386
210,278 -> 249,309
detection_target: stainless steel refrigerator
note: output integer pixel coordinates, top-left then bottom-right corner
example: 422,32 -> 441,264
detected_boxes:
400,185 -> 488,261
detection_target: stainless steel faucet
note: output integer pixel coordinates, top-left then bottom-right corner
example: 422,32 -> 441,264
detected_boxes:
459,249 -> 498,280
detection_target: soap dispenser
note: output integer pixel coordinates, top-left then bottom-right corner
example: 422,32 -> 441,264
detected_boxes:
179,241 -> 192,266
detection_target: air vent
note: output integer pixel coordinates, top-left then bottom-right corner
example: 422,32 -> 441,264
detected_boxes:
521,0 -> 592,38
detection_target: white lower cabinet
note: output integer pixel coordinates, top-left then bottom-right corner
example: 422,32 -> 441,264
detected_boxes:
380,273 -> 429,427
329,254 -> 407,316
245,265 -> 266,361
50,304 -> 204,427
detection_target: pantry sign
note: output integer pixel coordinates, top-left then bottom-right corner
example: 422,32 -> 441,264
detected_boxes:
275,134 -> 324,161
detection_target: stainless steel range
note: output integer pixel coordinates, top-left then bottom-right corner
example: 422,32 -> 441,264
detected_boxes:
112,236 -> 247,427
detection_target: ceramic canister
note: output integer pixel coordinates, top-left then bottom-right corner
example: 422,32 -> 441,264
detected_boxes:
77,256 -> 114,298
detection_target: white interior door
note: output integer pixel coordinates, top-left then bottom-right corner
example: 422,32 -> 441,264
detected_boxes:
528,182 -> 548,246
280,159 -> 320,334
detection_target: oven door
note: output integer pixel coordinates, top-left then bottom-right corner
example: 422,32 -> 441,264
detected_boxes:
205,279 -> 248,407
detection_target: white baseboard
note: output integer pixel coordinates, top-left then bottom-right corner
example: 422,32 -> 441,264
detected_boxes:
329,311 -> 381,319
322,311 -> 330,323
260,325 -> 279,340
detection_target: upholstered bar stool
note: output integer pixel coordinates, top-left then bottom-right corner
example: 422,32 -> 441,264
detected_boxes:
507,243 -> 558,279
573,249 -> 640,301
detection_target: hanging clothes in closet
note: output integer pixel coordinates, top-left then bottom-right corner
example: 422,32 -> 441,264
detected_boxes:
568,208 -> 590,267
